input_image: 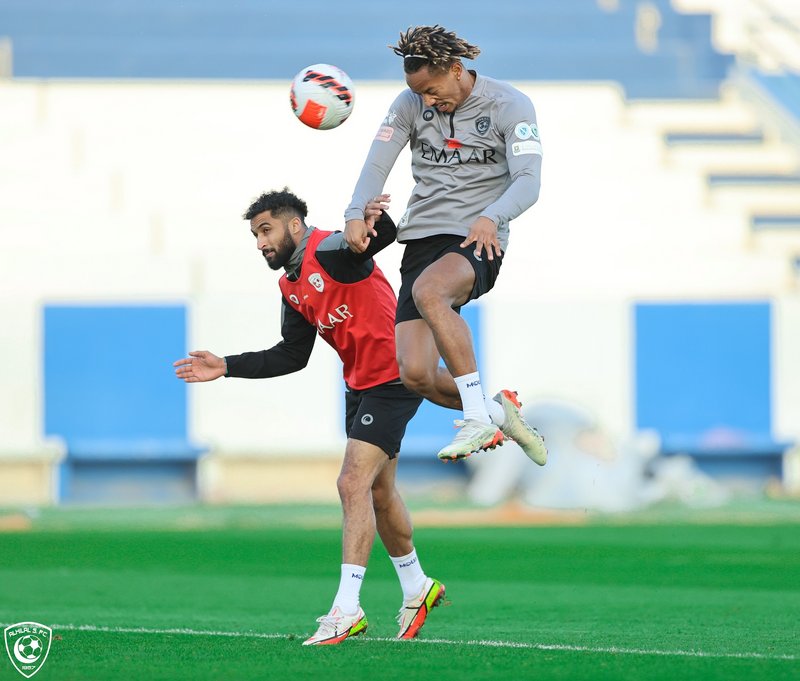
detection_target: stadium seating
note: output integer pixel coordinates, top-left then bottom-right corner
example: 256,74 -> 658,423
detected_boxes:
0,0 -> 731,98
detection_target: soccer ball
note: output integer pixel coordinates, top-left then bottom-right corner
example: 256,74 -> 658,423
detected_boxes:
290,63 -> 354,130
18,635 -> 42,660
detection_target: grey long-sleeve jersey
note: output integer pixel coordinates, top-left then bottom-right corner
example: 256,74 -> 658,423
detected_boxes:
345,72 -> 542,251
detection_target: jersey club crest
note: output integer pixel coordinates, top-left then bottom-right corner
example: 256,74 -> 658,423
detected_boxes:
308,272 -> 325,293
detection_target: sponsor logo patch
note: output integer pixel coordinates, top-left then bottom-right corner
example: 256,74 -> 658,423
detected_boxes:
375,125 -> 394,142
360,414 -> 374,426
423,109 -> 434,121
514,122 -> 533,140
512,140 -> 543,156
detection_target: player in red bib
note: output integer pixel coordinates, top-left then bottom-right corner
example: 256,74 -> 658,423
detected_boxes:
173,189 -> 444,645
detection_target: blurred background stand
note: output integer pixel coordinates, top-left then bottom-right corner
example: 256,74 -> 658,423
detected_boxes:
0,0 -> 799,508
0,436 -> 64,507
43,304 -> 206,505
467,400 -> 731,512
0,36 -> 12,79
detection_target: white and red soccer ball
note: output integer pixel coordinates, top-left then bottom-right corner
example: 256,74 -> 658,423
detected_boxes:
290,63 -> 355,130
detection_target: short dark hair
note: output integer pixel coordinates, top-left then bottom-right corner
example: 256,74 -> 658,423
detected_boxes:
390,25 -> 481,74
243,187 -> 308,222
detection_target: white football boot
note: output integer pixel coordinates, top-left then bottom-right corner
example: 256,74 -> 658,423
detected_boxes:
493,390 -> 547,465
437,419 -> 504,461
302,606 -> 368,646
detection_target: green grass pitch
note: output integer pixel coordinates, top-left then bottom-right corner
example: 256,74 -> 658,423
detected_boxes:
0,505 -> 798,680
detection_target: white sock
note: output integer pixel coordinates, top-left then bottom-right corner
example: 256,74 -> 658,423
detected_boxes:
331,563 -> 365,615
485,394 -> 506,427
454,371 -> 491,423
390,549 -> 427,601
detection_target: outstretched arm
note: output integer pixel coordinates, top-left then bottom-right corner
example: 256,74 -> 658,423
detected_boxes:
173,350 -> 226,382
173,301 -> 317,382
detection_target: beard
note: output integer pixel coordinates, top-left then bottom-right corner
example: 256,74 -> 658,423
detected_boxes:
262,230 -> 296,270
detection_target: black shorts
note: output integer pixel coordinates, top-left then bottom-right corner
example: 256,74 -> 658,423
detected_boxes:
396,234 -> 503,324
345,381 -> 423,459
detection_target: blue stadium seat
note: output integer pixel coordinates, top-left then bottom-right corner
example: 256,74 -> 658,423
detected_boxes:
707,173 -> 800,187
44,304 -> 206,504
751,214 -> 800,231
664,131 -> 765,146
634,301 -> 792,479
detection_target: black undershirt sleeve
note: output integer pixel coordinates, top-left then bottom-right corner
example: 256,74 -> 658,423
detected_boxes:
224,299 -> 316,378
315,209 -> 397,283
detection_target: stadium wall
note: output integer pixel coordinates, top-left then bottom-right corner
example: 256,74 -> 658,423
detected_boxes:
1,79 -> 798,503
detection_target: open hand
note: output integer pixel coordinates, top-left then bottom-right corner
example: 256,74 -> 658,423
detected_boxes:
460,216 -> 503,261
173,350 -> 226,383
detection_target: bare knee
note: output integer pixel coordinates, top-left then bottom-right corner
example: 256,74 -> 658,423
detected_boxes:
337,469 -> 369,505
398,356 -> 435,396
412,260 -> 472,316
411,279 -> 446,317
396,328 -> 436,395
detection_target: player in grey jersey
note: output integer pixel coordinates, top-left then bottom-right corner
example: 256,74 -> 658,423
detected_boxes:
344,25 -> 547,464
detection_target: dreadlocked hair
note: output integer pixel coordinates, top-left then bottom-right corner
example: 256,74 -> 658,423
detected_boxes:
390,25 -> 481,73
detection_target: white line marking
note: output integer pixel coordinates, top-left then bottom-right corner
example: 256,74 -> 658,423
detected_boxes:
18,623 -> 797,661
46,624 -> 286,641
402,637 -> 799,661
